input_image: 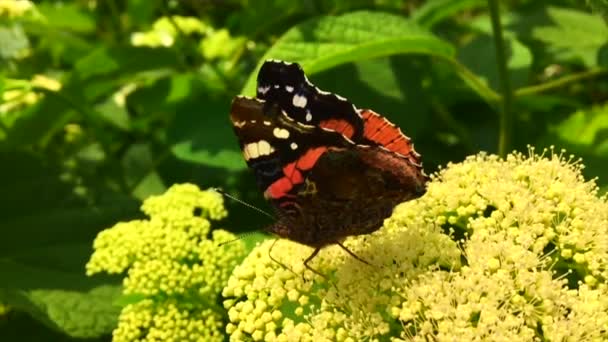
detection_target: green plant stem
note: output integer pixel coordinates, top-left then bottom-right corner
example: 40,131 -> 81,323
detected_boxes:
438,56 -> 501,104
515,67 -> 608,97
161,8 -> 192,71
487,0 -> 513,157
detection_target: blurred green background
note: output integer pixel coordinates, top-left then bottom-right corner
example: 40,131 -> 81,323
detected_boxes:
1,0 -> 607,340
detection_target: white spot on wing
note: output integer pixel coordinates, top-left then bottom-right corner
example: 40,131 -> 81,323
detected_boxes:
273,127 -> 290,139
258,85 -> 270,95
257,140 -> 274,156
263,121 -> 271,126
285,85 -> 294,93
305,110 -> 312,122
290,142 -> 298,150
243,140 -> 275,160
233,120 -> 246,128
245,143 -> 259,159
293,94 -> 307,108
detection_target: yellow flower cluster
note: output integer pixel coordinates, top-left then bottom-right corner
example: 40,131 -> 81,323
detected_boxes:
1,75 -> 61,114
131,16 -> 207,48
87,184 -> 246,342
130,15 -> 246,61
222,149 -> 608,341
0,0 -> 34,18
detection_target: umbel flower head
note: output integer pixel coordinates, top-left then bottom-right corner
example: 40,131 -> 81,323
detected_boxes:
222,148 -> 608,341
87,184 -> 246,342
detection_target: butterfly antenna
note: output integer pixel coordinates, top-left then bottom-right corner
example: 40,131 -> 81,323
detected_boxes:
212,187 -> 274,219
218,231 -> 261,247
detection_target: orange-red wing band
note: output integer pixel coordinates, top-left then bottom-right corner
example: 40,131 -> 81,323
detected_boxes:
361,109 -> 413,156
319,119 -> 355,139
264,147 -> 328,199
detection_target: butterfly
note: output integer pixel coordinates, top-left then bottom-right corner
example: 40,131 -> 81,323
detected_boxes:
230,60 -> 428,274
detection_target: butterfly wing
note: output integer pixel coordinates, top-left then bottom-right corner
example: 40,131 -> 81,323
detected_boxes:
257,60 -> 424,168
256,60 -> 364,141
230,96 -> 352,205
231,60 -> 428,248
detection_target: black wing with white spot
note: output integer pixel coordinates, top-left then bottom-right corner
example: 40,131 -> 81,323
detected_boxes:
256,60 -> 364,141
229,96 -> 352,202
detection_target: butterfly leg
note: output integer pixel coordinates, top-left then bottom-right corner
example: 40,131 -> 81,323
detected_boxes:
335,241 -> 372,266
303,247 -> 329,281
268,239 -> 298,277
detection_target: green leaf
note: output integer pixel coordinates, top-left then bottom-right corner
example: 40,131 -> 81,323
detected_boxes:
241,11 -> 455,95
127,0 -> 160,29
0,24 -> 30,60
3,87 -> 83,148
74,46 -> 178,81
229,0 -> 314,37
37,3 -> 96,34
587,0 -> 608,23
311,57 -> 433,136
95,97 -> 131,131
164,74 -> 246,171
0,284 -> 121,338
0,151 -> 137,337
412,0 -> 485,29
538,104 -> 608,189
4,46 -> 178,148
122,143 -> 166,199
458,32 -> 532,90
532,6 -> 608,67
550,104 -> 608,150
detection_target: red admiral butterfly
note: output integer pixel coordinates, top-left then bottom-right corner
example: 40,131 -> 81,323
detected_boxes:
230,60 -> 428,272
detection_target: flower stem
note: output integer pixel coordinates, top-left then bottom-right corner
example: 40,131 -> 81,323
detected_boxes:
515,67 -> 608,97
487,0 -> 513,157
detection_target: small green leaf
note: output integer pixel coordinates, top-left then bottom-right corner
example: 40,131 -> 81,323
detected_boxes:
241,11 -> 455,95
532,6 -> 608,67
